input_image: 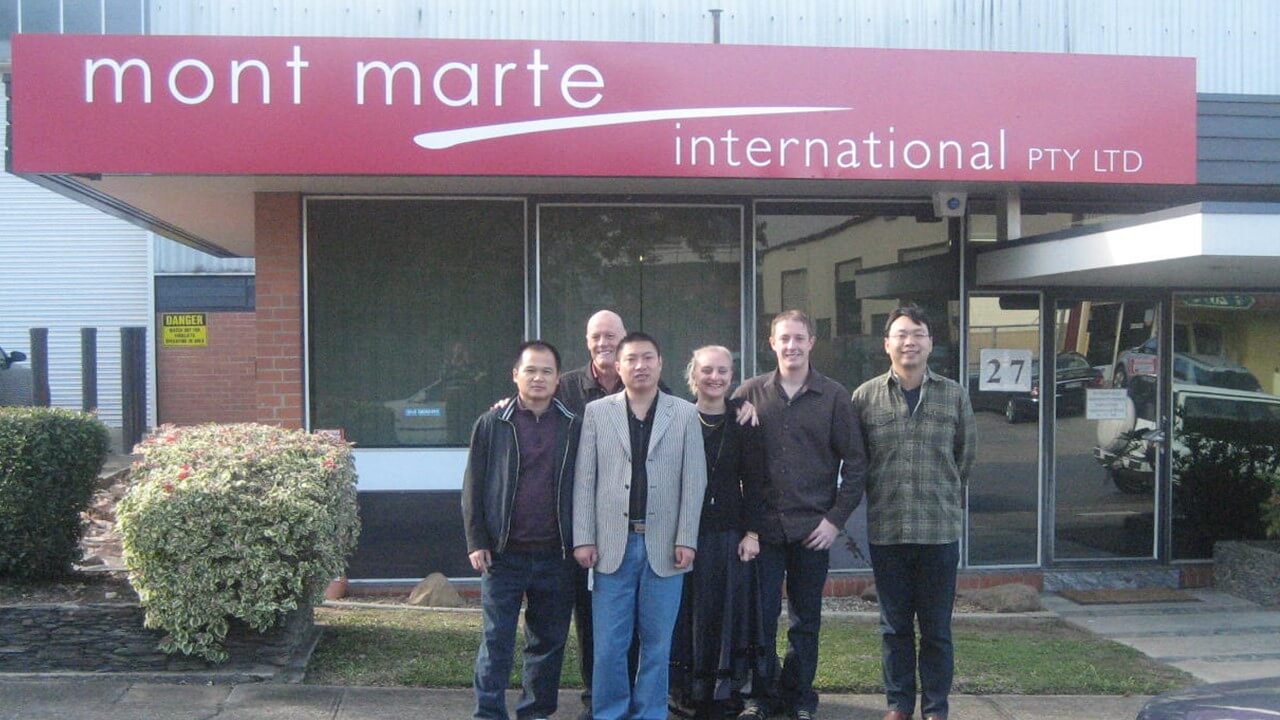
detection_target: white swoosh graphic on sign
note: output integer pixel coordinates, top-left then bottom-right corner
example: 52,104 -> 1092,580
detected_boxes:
413,106 -> 851,150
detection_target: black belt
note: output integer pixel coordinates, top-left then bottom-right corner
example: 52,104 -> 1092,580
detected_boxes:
630,521 -> 646,533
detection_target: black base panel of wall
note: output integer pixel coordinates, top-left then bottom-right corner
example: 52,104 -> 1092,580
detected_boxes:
347,491 -> 475,580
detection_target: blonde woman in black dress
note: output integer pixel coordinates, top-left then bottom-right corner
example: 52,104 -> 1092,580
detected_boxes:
670,345 -> 768,718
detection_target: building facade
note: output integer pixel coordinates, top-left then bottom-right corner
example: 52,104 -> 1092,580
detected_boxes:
6,1 -> 1280,589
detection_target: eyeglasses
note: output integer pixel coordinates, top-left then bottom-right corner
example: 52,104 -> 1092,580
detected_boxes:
888,331 -> 930,342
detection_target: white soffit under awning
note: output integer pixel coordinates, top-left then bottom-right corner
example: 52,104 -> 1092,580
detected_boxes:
976,203 -> 1280,288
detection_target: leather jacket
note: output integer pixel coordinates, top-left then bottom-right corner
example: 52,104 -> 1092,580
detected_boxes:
461,396 -> 579,555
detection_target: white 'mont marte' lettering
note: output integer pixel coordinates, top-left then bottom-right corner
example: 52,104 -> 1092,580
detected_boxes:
433,62 -> 480,107
230,60 -> 270,104
85,58 -> 152,103
168,59 -> 214,105
357,61 -> 423,105
84,46 -> 308,105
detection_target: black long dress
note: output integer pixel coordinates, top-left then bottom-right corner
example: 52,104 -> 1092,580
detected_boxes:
669,397 -> 769,718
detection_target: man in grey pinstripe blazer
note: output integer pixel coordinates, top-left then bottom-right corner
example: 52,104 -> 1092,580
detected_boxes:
572,331 -> 707,720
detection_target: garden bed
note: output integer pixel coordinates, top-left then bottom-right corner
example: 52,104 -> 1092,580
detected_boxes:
1215,540 -> 1280,607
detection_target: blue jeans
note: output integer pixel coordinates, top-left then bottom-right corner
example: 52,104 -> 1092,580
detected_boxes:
870,541 -> 960,719
474,551 -> 576,720
751,540 -> 829,714
591,532 -> 685,720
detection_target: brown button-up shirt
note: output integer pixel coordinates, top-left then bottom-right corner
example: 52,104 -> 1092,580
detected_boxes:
733,367 -> 867,544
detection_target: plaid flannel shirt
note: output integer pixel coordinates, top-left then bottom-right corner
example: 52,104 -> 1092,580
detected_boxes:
851,369 -> 976,545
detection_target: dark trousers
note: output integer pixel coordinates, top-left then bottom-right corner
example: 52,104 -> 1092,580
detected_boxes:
869,541 -> 960,719
574,563 -> 595,710
751,540 -> 829,714
474,551 -> 575,720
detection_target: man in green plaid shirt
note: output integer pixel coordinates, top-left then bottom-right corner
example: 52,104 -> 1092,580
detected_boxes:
851,304 -> 976,720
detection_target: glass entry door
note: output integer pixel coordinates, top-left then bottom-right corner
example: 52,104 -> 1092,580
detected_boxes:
1052,298 -> 1161,560
966,293 -> 1042,566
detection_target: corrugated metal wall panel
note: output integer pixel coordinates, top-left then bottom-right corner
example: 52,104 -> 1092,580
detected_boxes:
0,92 -> 155,429
1181,0 -> 1244,94
153,237 -> 255,274
144,0 -> 1280,94
1064,0 -> 1117,54
1241,0 -> 1280,95
1114,0 -> 1181,56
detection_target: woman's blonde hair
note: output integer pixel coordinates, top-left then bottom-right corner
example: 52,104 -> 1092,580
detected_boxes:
685,345 -> 734,396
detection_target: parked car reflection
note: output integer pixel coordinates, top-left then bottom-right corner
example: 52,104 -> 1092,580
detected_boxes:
0,346 -> 32,407
384,385 -> 450,445
969,351 -> 1104,423
1094,375 -> 1280,494
1113,333 -> 1262,392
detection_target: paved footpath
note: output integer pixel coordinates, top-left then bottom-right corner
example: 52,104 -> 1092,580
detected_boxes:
0,682 -> 1151,720
18,582 -> 1280,719
1045,588 -> 1280,683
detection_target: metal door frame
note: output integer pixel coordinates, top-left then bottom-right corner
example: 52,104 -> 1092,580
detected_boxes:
1043,290 -> 1171,565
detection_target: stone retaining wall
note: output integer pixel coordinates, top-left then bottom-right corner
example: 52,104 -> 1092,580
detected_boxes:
1215,540 -> 1280,607
0,602 -> 315,679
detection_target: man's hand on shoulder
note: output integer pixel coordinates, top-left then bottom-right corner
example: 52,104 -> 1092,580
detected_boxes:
803,518 -> 840,551
674,545 -> 696,569
573,545 -> 598,569
735,401 -> 759,427
468,549 -> 492,573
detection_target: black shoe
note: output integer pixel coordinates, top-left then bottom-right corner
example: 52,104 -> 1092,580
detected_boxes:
792,710 -> 815,720
737,704 -> 768,720
667,698 -> 697,719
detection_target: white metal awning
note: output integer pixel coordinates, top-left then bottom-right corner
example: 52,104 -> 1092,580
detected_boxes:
976,203 -> 1280,287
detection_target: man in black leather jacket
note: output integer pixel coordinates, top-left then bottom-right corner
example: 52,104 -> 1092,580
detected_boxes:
462,340 -> 580,720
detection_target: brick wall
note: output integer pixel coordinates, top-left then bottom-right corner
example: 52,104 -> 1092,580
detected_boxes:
254,194 -> 304,428
156,311 -> 257,424
824,570 -> 1045,598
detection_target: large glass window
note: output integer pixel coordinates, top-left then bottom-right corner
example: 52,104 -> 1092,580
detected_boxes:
755,203 -> 959,570
1055,299 -> 1158,560
966,294 -> 1041,566
1171,292 -> 1280,559
968,212 -> 1131,243
755,204 -> 959,387
307,198 -> 525,447
538,205 -> 742,391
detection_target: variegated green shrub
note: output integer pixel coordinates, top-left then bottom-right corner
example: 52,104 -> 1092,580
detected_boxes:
117,423 -> 359,662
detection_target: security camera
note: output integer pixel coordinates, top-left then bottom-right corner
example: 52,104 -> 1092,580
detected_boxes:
932,191 -> 967,218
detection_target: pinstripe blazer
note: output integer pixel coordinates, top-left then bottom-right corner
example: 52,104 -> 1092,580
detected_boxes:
572,391 -> 707,577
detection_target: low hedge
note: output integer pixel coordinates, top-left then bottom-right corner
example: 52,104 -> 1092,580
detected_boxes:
117,423 -> 360,662
0,407 -> 110,579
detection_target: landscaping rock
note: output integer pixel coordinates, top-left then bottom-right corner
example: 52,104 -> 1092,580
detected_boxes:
407,573 -> 464,608
1215,540 -> 1280,607
859,583 -> 878,602
960,583 -> 1042,612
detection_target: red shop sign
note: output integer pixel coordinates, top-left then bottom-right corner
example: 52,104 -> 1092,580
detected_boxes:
9,34 -> 1197,183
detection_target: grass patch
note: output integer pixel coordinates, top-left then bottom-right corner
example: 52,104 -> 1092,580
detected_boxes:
307,607 -> 1192,695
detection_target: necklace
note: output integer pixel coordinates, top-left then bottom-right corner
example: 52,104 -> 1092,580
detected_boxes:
698,411 -> 726,429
